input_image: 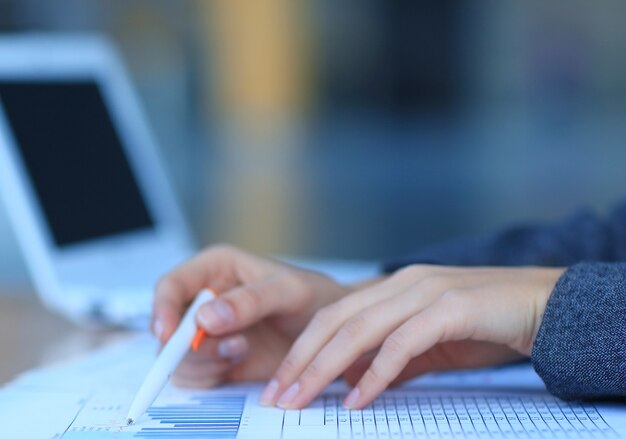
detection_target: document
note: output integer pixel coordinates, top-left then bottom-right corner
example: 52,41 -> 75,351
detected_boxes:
58,386 -> 626,438
0,390 -> 84,438
2,335 -> 625,438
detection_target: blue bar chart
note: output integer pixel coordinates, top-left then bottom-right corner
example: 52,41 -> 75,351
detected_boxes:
62,392 -> 247,438
134,394 -> 245,438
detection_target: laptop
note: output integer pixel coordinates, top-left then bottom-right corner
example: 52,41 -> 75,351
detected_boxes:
0,35 -> 195,327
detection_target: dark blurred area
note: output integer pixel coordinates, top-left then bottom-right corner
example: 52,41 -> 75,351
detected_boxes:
1,0 -> 626,285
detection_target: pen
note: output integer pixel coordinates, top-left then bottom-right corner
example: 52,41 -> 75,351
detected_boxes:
126,289 -> 215,425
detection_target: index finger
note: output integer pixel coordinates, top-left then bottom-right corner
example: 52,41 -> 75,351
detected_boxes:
152,245 -> 245,342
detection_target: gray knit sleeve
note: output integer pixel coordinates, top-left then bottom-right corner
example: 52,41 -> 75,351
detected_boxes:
531,262 -> 626,401
382,201 -> 626,272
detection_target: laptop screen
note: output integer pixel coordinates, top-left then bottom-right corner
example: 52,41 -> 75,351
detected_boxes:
0,80 -> 155,247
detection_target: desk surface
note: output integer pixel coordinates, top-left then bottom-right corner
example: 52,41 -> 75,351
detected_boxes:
0,290 -> 129,385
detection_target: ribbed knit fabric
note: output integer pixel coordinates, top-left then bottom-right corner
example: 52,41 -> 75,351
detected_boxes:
382,201 -> 626,401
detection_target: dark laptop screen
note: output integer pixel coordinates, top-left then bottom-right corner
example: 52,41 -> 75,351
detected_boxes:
0,80 -> 154,247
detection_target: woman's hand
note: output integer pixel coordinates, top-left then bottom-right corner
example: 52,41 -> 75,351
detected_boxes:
152,245 -> 374,388
262,265 -> 565,410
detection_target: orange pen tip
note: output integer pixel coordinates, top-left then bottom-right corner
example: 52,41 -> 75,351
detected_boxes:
191,328 -> 207,352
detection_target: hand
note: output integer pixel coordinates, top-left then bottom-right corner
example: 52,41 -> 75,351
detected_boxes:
262,265 -> 565,410
152,245 -> 366,387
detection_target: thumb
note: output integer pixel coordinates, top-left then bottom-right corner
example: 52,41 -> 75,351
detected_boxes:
195,274 -> 306,336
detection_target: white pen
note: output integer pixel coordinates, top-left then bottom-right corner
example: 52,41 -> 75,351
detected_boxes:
126,289 -> 215,425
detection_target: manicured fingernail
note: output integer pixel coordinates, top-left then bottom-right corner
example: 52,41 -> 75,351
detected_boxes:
198,300 -> 234,329
153,319 -> 164,340
259,379 -> 279,406
343,387 -> 360,409
217,336 -> 248,359
277,382 -> 300,409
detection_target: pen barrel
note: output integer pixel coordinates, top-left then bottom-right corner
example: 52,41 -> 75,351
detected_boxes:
127,290 -> 214,422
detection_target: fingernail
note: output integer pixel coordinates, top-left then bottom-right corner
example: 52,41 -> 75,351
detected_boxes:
343,387 -> 360,409
259,379 -> 279,406
198,300 -> 234,329
277,382 -> 300,409
153,319 -> 163,341
217,336 -> 248,359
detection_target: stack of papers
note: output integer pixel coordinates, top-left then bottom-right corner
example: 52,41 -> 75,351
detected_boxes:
1,334 -> 624,438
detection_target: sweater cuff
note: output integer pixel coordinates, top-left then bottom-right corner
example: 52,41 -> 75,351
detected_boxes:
531,262 -> 626,400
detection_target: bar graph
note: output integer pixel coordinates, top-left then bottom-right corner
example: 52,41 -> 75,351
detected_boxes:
61,392 -> 247,438
134,394 -> 245,438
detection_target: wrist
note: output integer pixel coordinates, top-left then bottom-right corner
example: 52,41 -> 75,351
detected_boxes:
529,267 -> 566,354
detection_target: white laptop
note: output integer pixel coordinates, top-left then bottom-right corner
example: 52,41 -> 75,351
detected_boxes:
0,35 -> 195,327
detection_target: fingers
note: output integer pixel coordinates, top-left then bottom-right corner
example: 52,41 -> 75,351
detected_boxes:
261,271 -> 443,409
342,353 -> 376,387
275,296 -> 419,409
344,341 -> 522,390
152,245 -> 244,342
172,334 -> 250,388
182,333 -> 249,365
173,358 -> 232,388
345,296 -> 469,409
262,270 -> 472,410
195,273 -> 308,337
214,334 -> 250,361
267,269 -> 429,389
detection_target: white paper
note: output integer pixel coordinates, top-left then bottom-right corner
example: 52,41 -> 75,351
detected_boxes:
0,390 -> 84,438
2,334 -> 624,438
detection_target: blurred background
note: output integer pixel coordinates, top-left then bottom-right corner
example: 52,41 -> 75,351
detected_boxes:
1,0 -> 626,290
